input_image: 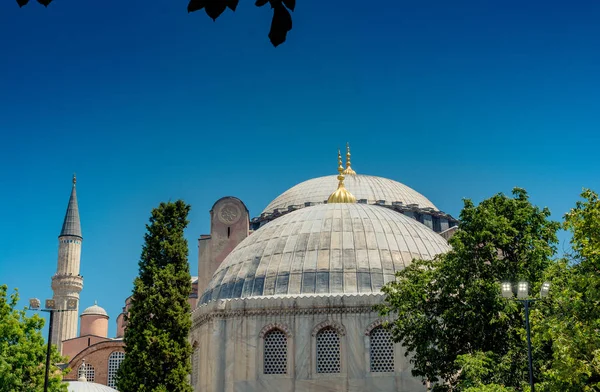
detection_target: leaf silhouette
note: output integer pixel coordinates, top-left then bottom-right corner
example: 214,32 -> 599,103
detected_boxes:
268,3 -> 292,47
21,0 -> 295,48
227,0 -> 239,11
205,0 -> 227,21
282,0 -> 295,11
187,0 -> 206,13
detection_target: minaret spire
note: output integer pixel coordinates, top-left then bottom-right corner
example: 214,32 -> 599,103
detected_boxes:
59,174 -> 82,238
328,149 -> 356,204
342,142 -> 356,175
51,175 -> 84,353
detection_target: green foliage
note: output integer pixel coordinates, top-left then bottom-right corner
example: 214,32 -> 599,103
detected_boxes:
116,200 -> 193,392
0,285 -> 68,392
455,352 -> 518,392
535,189 -> 600,391
378,188 -> 559,390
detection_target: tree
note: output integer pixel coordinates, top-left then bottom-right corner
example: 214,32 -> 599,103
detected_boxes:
378,188 -> 560,390
0,285 -> 68,392
534,189 -> 600,391
116,200 -> 193,392
16,0 -> 295,47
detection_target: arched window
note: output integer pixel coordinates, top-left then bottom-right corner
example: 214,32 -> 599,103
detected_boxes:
263,329 -> 287,374
191,344 -> 199,386
107,351 -> 125,388
369,325 -> 394,372
77,363 -> 95,382
316,327 -> 341,374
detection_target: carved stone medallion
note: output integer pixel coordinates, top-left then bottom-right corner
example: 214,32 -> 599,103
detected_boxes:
218,203 -> 241,225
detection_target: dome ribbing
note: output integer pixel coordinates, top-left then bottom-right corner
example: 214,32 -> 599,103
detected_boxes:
201,203 -> 450,303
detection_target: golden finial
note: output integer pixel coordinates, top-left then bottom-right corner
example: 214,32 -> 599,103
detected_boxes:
342,142 -> 356,175
72,173 -> 77,185
328,149 -> 357,204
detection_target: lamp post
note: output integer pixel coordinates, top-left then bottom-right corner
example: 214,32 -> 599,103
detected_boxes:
501,281 -> 550,392
28,297 -> 78,392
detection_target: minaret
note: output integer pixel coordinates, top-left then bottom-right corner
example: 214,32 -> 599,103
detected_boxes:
51,174 -> 84,353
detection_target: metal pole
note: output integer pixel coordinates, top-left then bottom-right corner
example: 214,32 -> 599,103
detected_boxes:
43,310 -> 54,392
524,300 -> 534,392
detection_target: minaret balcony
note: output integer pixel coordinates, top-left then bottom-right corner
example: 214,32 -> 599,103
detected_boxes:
51,274 -> 84,292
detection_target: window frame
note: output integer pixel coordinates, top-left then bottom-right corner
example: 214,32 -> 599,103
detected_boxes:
257,322 -> 293,380
310,320 -> 347,379
364,320 -> 397,376
107,351 -> 125,388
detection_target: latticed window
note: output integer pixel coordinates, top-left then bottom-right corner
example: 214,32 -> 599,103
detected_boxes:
316,327 -> 341,373
191,346 -> 199,385
77,363 -> 95,382
370,326 -> 394,372
263,329 -> 287,374
107,351 -> 125,388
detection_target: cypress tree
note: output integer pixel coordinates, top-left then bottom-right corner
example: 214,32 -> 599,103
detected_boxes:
116,200 -> 193,392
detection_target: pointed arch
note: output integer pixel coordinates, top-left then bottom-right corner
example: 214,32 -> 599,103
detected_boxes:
311,320 -> 346,337
259,322 -> 292,338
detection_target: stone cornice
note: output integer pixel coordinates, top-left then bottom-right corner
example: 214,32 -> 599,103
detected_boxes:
192,294 -> 383,329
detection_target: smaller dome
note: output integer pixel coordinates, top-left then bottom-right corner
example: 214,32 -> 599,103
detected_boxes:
81,303 -> 108,317
66,381 -> 118,392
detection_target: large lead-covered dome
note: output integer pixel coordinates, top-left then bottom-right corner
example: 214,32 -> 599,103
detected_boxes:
262,174 -> 437,215
201,203 -> 450,303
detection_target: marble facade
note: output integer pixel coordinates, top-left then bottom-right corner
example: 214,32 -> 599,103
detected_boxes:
190,294 -> 428,392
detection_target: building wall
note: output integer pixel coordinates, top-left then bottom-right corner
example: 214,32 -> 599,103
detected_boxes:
64,340 -> 125,386
62,335 -> 112,362
190,295 -> 427,392
197,197 -> 249,297
80,315 -> 109,338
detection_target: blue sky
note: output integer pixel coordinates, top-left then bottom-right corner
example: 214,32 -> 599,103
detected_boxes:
1,0 -> 598,339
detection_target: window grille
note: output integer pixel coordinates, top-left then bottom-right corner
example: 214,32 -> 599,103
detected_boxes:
107,351 -> 125,388
191,346 -> 199,385
316,327 -> 341,373
263,329 -> 287,374
78,363 -> 95,382
370,326 -> 394,372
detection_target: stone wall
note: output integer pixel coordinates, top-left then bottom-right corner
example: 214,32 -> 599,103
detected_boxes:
190,294 -> 427,392
64,340 -> 125,386
197,197 -> 250,297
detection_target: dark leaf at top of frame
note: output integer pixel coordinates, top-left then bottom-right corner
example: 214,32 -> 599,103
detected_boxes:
268,3 -> 292,47
37,0 -> 52,6
282,0 -> 295,11
255,0 -> 269,7
188,0 -> 206,13
16,0 -> 29,7
227,0 -> 239,11
205,0 -> 227,21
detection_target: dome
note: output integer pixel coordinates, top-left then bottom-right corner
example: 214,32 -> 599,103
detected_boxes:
81,304 -> 108,317
66,381 -> 118,392
201,203 -> 450,303
262,174 -> 438,215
